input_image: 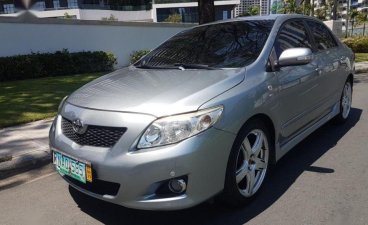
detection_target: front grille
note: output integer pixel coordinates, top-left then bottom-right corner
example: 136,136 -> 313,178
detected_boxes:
61,117 -> 126,148
65,176 -> 120,196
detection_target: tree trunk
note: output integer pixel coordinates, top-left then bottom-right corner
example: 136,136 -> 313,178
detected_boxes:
198,0 -> 215,25
332,0 -> 337,20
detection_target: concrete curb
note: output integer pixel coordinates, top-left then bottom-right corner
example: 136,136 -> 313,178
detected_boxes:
355,62 -> 368,74
356,68 -> 368,74
0,119 -> 52,180
0,150 -> 51,180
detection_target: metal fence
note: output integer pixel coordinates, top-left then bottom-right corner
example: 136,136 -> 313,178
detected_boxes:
345,23 -> 368,37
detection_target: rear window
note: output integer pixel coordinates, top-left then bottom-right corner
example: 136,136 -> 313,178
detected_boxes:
137,20 -> 274,68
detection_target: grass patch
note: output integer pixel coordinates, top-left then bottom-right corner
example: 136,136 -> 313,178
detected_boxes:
0,73 -> 103,128
355,53 -> 368,62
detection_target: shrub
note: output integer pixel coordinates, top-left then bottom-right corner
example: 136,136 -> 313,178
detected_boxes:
129,49 -> 150,65
0,50 -> 117,82
342,36 -> 368,53
164,14 -> 182,23
102,14 -> 118,21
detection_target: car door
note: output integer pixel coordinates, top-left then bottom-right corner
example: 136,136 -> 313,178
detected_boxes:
273,20 -> 322,143
305,20 -> 348,112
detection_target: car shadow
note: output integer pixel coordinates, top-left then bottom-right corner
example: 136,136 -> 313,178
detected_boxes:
69,108 -> 362,225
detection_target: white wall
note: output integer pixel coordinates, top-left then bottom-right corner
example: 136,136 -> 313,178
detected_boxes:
0,18 -> 193,67
79,9 -> 152,21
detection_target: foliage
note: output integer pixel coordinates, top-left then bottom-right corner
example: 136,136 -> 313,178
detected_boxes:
0,50 -> 116,82
355,53 -> 368,62
102,14 -> 118,21
284,0 -> 298,14
0,73 -> 102,128
356,11 -> 368,25
271,0 -> 285,14
129,49 -> 150,64
164,14 -> 182,23
342,36 -> 368,53
238,5 -> 260,16
315,7 -> 327,20
64,12 -> 74,19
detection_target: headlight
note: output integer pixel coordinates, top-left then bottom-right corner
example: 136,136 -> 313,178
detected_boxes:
137,106 -> 223,149
58,95 -> 68,113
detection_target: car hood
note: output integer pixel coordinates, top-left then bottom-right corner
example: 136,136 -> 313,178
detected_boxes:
67,67 -> 245,117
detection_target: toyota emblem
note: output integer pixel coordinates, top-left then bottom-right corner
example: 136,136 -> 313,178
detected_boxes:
72,119 -> 87,134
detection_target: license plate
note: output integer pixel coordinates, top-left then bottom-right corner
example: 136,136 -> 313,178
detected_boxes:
53,151 -> 92,183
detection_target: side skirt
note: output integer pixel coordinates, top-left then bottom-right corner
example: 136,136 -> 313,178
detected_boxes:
275,101 -> 340,161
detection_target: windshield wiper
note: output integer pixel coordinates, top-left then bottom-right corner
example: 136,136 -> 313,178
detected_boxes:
173,63 -> 218,70
135,63 -> 218,70
135,64 -> 177,70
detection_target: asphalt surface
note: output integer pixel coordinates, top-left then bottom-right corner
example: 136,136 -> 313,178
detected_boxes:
0,82 -> 368,225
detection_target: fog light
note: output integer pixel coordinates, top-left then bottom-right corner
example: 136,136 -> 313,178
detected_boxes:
168,179 -> 186,194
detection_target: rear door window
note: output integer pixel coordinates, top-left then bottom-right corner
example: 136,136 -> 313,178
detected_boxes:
306,20 -> 338,51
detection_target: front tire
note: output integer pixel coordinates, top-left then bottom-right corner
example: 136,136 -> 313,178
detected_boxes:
220,119 -> 273,207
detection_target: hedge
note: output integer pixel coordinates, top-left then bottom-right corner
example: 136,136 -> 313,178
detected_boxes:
342,37 -> 368,53
0,50 -> 117,82
129,49 -> 150,65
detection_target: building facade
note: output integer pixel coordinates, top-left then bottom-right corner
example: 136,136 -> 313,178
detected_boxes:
0,0 -> 240,22
234,0 -> 269,16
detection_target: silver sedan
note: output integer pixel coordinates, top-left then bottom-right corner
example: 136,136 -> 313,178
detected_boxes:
49,14 -> 354,210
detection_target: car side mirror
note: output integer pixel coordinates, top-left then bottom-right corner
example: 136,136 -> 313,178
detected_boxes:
278,48 -> 313,67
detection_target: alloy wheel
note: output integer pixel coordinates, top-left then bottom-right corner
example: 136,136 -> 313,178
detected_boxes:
342,82 -> 352,119
235,129 -> 269,197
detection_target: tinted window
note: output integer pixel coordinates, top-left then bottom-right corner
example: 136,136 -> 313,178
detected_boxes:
137,20 -> 274,68
306,20 -> 337,51
274,20 -> 312,57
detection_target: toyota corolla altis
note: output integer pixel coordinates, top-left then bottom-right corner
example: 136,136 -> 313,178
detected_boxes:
49,14 -> 354,210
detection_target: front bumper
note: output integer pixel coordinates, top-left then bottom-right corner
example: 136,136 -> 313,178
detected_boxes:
49,103 -> 235,210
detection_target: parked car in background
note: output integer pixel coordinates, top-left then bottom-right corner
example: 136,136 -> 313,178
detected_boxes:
49,14 -> 354,210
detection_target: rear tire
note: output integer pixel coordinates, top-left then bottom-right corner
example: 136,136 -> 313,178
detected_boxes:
220,119 -> 273,207
334,80 -> 352,124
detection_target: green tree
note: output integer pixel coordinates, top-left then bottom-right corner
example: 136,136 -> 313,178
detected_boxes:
356,11 -> 368,25
284,0 -> 298,13
271,0 -> 286,14
249,5 -> 260,15
349,9 -> 361,35
315,7 -> 327,20
239,5 -> 260,16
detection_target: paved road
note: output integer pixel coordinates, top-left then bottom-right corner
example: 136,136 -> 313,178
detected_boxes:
1,83 -> 368,225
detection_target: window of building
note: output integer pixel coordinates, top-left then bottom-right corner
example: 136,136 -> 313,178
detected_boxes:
53,0 -> 60,8
33,1 -> 46,10
3,4 -> 15,14
68,0 -> 78,8
306,20 -> 338,51
274,20 -> 313,57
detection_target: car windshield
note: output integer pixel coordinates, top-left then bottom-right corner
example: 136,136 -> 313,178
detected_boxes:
136,20 -> 274,69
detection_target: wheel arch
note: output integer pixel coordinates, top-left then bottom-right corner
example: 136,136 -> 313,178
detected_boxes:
237,113 -> 277,164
